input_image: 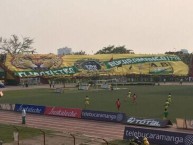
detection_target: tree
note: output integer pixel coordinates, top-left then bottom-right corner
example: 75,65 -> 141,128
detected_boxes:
95,45 -> 133,54
112,46 -> 127,54
95,45 -> 115,54
0,35 -> 35,55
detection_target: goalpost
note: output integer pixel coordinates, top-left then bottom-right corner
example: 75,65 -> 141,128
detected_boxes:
95,79 -> 117,90
78,83 -> 91,90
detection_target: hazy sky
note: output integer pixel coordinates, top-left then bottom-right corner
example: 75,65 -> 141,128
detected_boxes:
1,0 -> 193,54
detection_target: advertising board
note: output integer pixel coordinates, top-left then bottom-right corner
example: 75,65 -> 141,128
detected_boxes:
44,107 -> 82,118
123,126 -> 193,145
82,110 -> 125,122
0,104 -> 15,111
14,104 -> 45,114
124,116 -> 172,128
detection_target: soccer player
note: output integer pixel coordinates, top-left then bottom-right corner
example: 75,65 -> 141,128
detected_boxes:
125,90 -> 131,101
164,104 -> 169,110
168,93 -> 172,103
132,93 -> 137,103
165,99 -> 170,107
115,98 -> 121,111
163,108 -> 168,119
128,90 -> 131,98
84,95 -> 90,108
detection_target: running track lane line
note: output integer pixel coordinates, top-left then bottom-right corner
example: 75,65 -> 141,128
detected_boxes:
0,110 -> 125,139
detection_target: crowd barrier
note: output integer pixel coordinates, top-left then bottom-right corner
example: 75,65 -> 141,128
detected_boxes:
124,116 -> 172,128
82,110 -> 125,123
123,126 -> 193,145
44,106 -> 81,118
0,103 -> 175,127
1,103 -> 193,145
14,104 -> 45,114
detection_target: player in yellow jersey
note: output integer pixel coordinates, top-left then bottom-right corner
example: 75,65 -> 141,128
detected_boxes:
143,137 -> 150,145
167,93 -> 172,103
163,108 -> 168,119
128,90 -> 131,98
84,95 -> 90,108
125,90 -> 131,101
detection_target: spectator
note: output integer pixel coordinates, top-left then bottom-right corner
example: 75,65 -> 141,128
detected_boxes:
52,80 -> 55,88
143,137 -> 150,145
180,78 -> 183,85
22,109 -> 26,124
25,82 -> 28,87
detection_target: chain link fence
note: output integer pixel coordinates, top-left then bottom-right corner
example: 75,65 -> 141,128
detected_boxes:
0,125 -> 115,145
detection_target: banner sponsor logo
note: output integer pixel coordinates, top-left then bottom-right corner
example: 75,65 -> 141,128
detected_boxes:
125,116 -> 172,128
184,135 -> 193,145
14,104 -> 45,114
123,126 -> 193,145
15,66 -> 78,77
82,110 -> 125,122
105,55 -> 181,68
44,107 -> 81,118
74,59 -> 101,71
0,104 -> 15,111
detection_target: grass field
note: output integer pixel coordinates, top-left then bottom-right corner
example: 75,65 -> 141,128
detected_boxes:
0,123 -> 47,143
0,85 -> 193,122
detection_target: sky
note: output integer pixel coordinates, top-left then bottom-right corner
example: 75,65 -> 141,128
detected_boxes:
0,0 -> 193,54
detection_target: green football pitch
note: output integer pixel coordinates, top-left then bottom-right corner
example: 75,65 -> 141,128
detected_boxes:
0,85 -> 193,122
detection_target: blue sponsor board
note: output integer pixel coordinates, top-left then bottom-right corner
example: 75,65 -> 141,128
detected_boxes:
14,104 -> 45,114
124,116 -> 172,128
123,126 -> 193,145
82,110 -> 125,123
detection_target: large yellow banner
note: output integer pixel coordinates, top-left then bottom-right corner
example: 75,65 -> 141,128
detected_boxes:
5,53 -> 189,77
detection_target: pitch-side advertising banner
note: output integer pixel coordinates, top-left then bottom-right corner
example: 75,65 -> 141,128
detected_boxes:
5,53 -> 189,77
44,107 -> 82,118
82,110 -> 125,122
0,104 -> 15,111
14,104 -> 45,114
123,126 -> 193,145
124,116 -> 172,128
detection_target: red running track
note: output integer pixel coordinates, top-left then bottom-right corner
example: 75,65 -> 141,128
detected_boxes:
0,110 -> 125,140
